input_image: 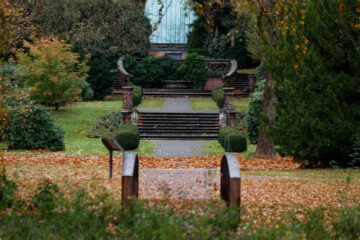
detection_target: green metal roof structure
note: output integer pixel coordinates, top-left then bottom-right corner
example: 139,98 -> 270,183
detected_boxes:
145,0 -> 196,45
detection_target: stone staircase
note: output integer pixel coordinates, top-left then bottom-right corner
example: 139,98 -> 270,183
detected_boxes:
143,89 -> 212,98
138,112 -> 220,139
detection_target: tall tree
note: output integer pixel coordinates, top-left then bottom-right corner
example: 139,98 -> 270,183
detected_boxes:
267,0 -> 360,167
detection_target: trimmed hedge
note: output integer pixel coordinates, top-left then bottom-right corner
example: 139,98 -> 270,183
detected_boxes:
4,105 -> 65,151
132,86 -> 143,107
218,127 -> 247,153
212,87 -> 224,109
115,124 -> 140,150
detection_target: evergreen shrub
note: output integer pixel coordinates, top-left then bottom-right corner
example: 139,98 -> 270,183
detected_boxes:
245,76 -> 265,144
115,124 -> 139,150
182,53 -> 207,89
267,0 -> 360,167
129,55 -> 178,88
212,87 -> 224,109
5,105 -> 65,151
81,81 -> 94,101
132,86 -> 143,106
86,57 -> 114,100
218,127 -> 247,153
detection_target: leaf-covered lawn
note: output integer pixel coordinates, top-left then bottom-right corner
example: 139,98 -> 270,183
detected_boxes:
3,153 -> 359,225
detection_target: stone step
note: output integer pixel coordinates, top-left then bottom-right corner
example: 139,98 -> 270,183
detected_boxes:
139,112 -> 219,117
139,123 -> 219,128
139,117 -> 218,121
139,129 -> 219,133
139,126 -> 219,130
139,120 -> 219,125
140,133 -> 218,139
143,89 -> 212,93
138,110 -> 220,140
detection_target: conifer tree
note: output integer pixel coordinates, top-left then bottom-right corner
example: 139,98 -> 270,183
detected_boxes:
268,0 -> 360,166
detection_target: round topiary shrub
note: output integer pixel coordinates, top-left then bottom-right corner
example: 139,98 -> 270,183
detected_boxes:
4,104 -> 65,151
132,85 -> 143,106
212,87 -> 224,109
115,130 -> 139,150
218,126 -> 247,153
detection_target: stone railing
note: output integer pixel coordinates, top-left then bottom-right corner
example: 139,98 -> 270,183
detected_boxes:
115,57 -> 237,90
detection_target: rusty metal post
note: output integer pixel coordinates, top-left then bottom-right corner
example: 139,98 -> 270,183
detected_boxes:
221,154 -> 241,207
122,152 -> 139,207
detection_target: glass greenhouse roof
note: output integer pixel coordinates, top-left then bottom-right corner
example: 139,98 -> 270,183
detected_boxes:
145,0 -> 196,44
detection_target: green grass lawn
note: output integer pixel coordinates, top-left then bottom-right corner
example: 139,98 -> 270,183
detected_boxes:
49,101 -> 122,155
202,141 -> 257,156
2,101 -> 154,156
231,98 -> 249,112
237,68 -> 257,74
202,141 -> 225,155
190,98 -> 219,110
137,98 -> 165,109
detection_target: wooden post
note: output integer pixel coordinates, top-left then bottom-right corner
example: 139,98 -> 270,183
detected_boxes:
122,152 -> 139,207
221,154 -> 241,207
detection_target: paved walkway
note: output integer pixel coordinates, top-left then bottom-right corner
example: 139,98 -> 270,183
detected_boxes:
137,98 -> 218,113
152,140 -> 205,157
138,98 -> 217,157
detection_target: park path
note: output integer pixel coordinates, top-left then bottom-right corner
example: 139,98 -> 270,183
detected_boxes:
140,98 -> 215,157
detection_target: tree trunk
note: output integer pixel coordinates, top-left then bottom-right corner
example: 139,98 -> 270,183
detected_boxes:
255,71 -> 276,156
55,103 -> 59,111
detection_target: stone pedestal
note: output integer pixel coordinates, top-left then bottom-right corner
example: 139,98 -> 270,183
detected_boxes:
122,86 -> 134,110
223,87 -> 234,106
122,109 -> 132,124
122,86 -> 134,124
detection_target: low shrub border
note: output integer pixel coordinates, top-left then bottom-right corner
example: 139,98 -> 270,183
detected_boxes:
212,87 -> 224,109
132,85 -> 143,107
218,126 -> 247,153
115,124 -> 140,150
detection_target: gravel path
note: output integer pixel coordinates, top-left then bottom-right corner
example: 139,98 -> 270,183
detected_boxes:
137,98 -> 219,113
152,140 -> 205,157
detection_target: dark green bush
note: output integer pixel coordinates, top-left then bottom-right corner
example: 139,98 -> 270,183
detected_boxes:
212,87 -> 225,109
246,64 -> 265,144
218,127 -> 247,153
122,55 -> 138,74
132,85 -> 143,106
86,57 -> 114,100
182,53 -> 207,89
267,0 -> 360,167
87,111 -> 122,138
81,81 -> 94,101
130,55 -> 178,88
115,124 -> 139,150
0,174 -> 18,211
4,105 -> 65,151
